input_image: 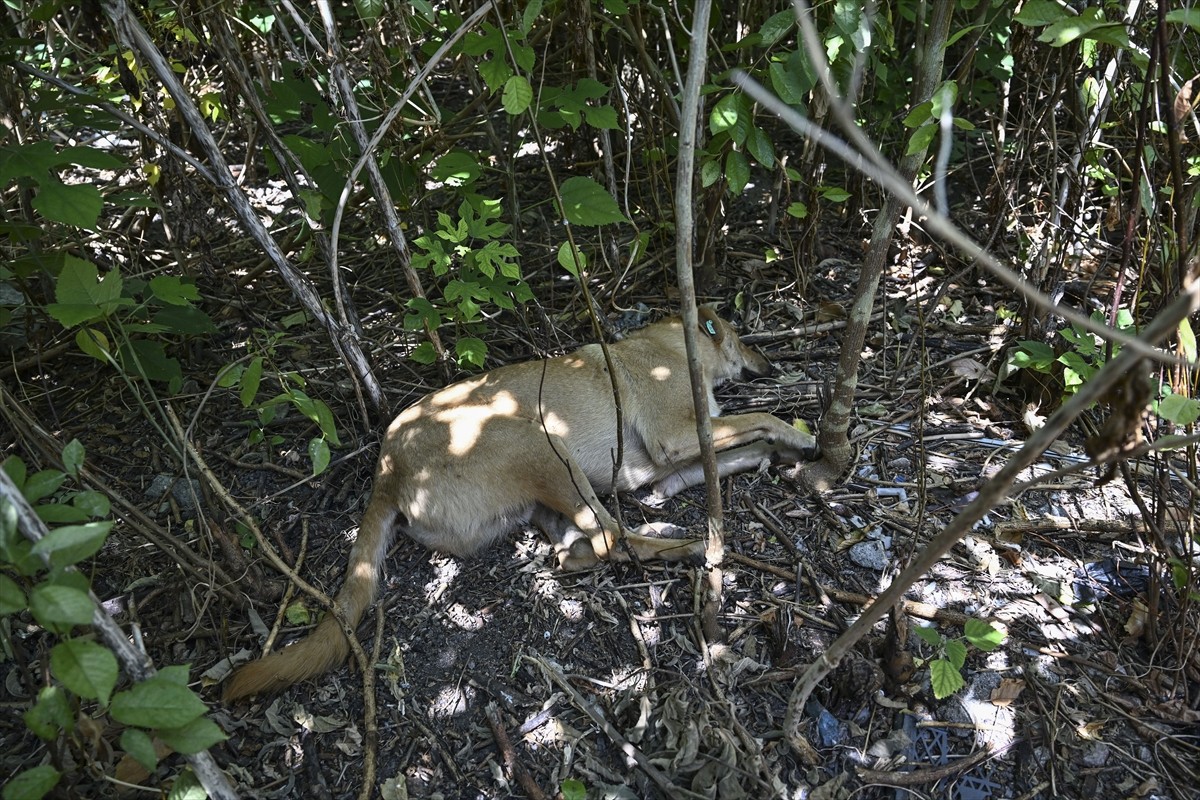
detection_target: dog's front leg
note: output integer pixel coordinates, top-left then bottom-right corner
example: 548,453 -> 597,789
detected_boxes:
648,414 -> 818,500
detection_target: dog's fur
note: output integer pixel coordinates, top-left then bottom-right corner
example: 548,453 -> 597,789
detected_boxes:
223,308 -> 817,700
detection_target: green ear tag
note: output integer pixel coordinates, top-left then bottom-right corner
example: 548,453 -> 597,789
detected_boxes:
704,320 -> 717,336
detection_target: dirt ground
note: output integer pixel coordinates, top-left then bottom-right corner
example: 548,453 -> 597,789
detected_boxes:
3,220 -> 1199,800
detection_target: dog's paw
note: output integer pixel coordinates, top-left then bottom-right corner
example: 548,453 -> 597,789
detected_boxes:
639,491 -> 670,510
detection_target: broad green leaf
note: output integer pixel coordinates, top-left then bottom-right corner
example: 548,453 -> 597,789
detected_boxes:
583,105 -> 620,130
700,159 -> 722,188
431,151 -> 482,186
944,638 -> 968,670
75,328 -> 111,362
0,573 -> 26,614
32,521 -> 112,569
1165,9 -> 1200,30
1158,393 -> 1200,425
769,60 -> 807,106
725,150 -> 750,195
710,93 -> 751,144
29,584 -> 94,632
906,123 -> 937,156
120,729 -> 159,773
23,686 -> 73,740
913,625 -> 942,647
61,439 -> 84,478
557,241 -> 586,276
240,357 -> 263,408
51,639 -> 118,705
35,504 -> 89,524
410,341 -> 437,364
157,664 -> 193,686
71,490 -> 110,518
0,141 -> 63,181
1178,318 -> 1197,363
1,764 -> 61,800
929,658 -> 965,699
2,455 -> 27,489
110,676 -> 207,729
354,0 -> 382,21
32,179 -> 103,230
166,769 -> 206,800
308,438 -> 330,476
23,470 -> 66,504
964,619 -> 1005,651
758,9 -> 794,46
502,75 -> 533,115
521,0 -> 543,34
456,337 -> 487,368
477,59 -> 512,93
746,126 -> 775,169
158,716 -> 227,755
558,176 -> 628,226
311,399 -> 340,444
561,779 -> 586,800
48,257 -> 123,327
152,305 -> 216,334
148,275 -> 199,306
120,339 -> 182,384
1014,0 -> 1069,27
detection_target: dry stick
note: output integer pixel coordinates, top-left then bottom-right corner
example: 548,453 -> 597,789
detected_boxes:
854,744 -> 995,787
484,703 -> 550,800
526,655 -> 705,800
778,282 -> 1200,757
0,470 -> 240,800
673,0 -> 724,647
99,0 -> 383,411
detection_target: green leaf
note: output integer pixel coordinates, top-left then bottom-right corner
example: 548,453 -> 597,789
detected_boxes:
120,729 -> 160,774
158,716 -> 227,755
583,104 -> 620,130
31,179 -> 103,230
1014,0 -> 1069,27
1178,319 -> 1197,364
308,438 -> 330,476
31,521 -> 112,569
152,305 -> 216,334
354,0 -> 382,22
48,257 -> 123,328
75,328 -> 111,362
557,241 -> 586,276
758,9 -> 794,46
502,75 -> 533,115
311,399 -> 341,445
906,123 -> 937,156
964,619 -> 1005,651
120,339 -> 182,384
561,778 -> 586,800
456,337 -> 487,368
166,768 -> 206,800
51,639 -> 118,705
785,201 -> 808,219
110,676 -> 208,729
929,658 -> 965,699
477,59 -> 512,93
23,686 -> 74,741
35,504 -> 89,524
746,126 -> 775,169
710,94 -> 751,144
1165,9 -> 1200,30
913,625 -> 942,647
1158,393 -> 1200,425
71,490 -> 110,518
1,764 -> 61,800
3,456 -> 27,490
59,145 -> 126,170
700,158 -> 722,188
521,0 -> 543,34
148,275 -> 200,306
0,573 -> 25,614
29,584 -> 95,632
61,439 -> 85,478
411,341 -> 437,364
944,638 -> 968,669
725,150 -> 750,195
240,357 -> 263,408
23,470 -> 66,504
431,151 -> 482,187
558,176 -> 628,226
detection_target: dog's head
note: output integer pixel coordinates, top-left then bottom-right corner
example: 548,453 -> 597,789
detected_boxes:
698,306 -> 772,382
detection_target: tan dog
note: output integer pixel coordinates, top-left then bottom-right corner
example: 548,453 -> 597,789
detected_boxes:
223,307 -> 817,700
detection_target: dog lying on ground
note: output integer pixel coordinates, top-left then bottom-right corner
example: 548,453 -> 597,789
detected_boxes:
223,307 -> 818,700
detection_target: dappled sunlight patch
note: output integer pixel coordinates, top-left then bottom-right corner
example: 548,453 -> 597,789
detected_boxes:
428,684 -> 475,720
445,601 -> 490,631
423,554 -> 460,605
558,597 -> 585,621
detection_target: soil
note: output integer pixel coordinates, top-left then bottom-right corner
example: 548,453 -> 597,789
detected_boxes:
2,211 -> 1197,800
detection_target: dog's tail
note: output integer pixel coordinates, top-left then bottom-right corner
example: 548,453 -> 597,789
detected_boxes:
222,495 -> 398,701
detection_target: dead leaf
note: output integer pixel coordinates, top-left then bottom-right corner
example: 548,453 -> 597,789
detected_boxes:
1076,720 -> 1105,740
990,678 -> 1026,706
949,357 -> 994,382
1124,597 -> 1149,639
1173,73 -> 1199,141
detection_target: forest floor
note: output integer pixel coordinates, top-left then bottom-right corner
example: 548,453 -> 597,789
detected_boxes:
2,193 -> 1198,800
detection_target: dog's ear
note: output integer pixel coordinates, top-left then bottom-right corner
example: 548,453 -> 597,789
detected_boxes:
697,305 -> 725,343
